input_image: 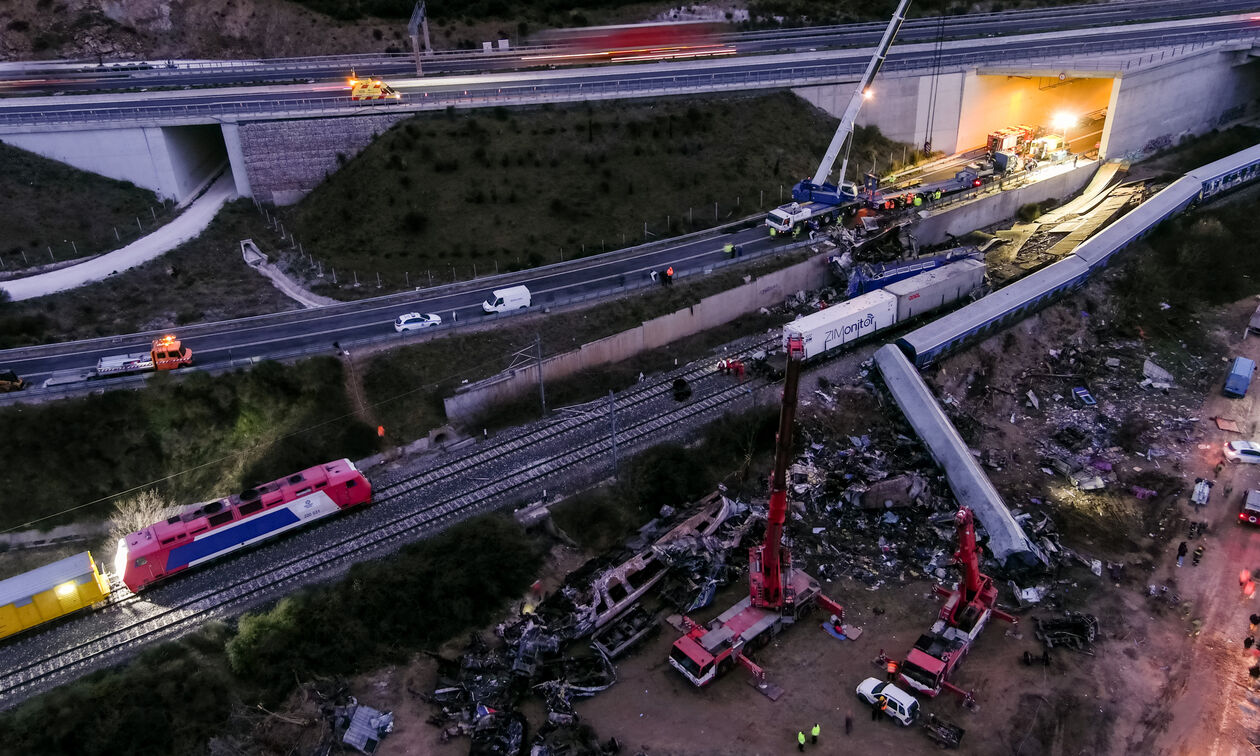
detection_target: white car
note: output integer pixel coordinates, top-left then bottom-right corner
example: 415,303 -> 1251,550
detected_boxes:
855,677 -> 920,726
1225,441 -> 1260,464
394,312 -> 442,332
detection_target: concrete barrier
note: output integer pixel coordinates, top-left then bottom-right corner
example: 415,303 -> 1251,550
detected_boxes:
443,251 -> 831,422
912,163 -> 1097,246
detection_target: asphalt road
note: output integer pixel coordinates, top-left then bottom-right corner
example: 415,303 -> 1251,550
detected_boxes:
4,13 -> 1255,124
0,221 -> 797,385
3,0 -> 1256,94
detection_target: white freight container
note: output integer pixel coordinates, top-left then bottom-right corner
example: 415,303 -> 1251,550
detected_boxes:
784,290 -> 897,360
884,259 -> 985,323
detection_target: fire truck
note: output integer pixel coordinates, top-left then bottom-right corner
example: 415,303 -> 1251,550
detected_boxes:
668,336 -> 847,688
986,125 -> 1037,155
897,507 -> 1015,699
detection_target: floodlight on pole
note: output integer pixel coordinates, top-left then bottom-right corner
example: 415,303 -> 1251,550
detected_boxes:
1052,112 -> 1077,145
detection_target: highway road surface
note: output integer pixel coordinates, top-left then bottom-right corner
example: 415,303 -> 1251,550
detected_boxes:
0,220 -> 801,388
2,13 -> 1257,125
2,0 -> 1256,94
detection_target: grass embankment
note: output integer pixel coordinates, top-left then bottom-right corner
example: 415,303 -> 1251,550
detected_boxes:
0,360 -> 377,532
0,200 -> 298,348
361,248 -> 810,440
0,142 -> 175,272
286,93 -> 910,299
551,407 -> 777,552
0,404 -> 776,754
1086,171 -> 1260,388
0,515 -> 540,755
1158,125 -> 1260,174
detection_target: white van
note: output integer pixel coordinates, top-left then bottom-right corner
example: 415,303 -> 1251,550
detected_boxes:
483,285 -> 531,314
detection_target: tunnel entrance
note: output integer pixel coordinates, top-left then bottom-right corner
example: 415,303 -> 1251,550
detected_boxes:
0,122 -> 230,206
956,72 -> 1114,160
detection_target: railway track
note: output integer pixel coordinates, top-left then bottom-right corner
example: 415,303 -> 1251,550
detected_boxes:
0,333 -> 781,708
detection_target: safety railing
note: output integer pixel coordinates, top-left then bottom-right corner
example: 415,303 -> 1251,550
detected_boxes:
1,25 -> 1253,129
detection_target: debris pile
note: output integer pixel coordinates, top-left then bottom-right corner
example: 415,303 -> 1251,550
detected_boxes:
780,395 -> 1000,592
425,494 -> 754,754
1033,612 -> 1100,653
335,698 -> 395,754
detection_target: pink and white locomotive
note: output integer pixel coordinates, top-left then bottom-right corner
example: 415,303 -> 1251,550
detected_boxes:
116,459 -> 371,592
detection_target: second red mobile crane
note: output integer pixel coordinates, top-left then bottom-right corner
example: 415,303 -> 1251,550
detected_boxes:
896,506 -> 1016,699
668,336 -> 847,690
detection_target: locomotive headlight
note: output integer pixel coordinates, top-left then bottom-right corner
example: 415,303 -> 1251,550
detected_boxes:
113,538 -> 129,579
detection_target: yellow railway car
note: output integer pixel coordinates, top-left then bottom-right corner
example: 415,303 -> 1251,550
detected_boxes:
0,551 -> 111,640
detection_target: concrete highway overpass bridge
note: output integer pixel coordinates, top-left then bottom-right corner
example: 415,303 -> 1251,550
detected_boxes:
0,13 -> 1257,205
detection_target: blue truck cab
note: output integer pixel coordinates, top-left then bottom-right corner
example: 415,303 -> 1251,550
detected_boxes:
1225,357 -> 1256,398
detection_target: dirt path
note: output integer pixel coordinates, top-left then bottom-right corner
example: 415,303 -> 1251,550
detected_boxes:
1148,312 -> 1260,755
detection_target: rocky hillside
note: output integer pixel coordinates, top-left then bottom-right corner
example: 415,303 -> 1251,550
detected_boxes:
0,0 -> 490,61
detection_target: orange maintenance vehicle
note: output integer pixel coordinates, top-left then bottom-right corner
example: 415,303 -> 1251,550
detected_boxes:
349,72 -> 400,101
95,334 -> 193,377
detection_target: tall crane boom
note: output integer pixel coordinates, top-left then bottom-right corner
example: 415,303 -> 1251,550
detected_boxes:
794,0 -> 912,205
748,335 -> 805,609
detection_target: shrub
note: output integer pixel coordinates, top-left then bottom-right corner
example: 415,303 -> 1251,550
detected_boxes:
403,210 -> 428,233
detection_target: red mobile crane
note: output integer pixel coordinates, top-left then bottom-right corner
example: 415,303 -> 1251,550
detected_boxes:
668,336 -> 846,689
897,507 -> 1016,699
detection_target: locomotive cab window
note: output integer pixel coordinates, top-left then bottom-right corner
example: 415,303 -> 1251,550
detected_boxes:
346,480 -> 358,488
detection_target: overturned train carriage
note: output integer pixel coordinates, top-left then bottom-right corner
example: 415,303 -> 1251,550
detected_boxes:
896,142 -> 1260,367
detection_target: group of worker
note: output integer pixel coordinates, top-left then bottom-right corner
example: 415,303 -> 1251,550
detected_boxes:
649,266 -> 675,286
1245,612 -> 1260,677
722,242 -> 745,258
794,709 -> 861,750
794,723 -> 821,751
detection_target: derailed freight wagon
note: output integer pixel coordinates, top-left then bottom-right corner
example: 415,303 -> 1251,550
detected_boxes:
783,259 -> 987,362
784,290 -> 897,360
884,258 -> 985,322
0,551 -> 111,640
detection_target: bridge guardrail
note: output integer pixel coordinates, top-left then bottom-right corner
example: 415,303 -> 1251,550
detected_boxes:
2,27 -> 1254,128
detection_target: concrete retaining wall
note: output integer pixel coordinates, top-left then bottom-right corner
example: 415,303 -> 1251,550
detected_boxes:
795,71 -> 967,156
236,112 -> 411,205
1103,50 -> 1260,159
911,162 -> 1096,246
1,124 -> 226,202
443,253 -> 830,422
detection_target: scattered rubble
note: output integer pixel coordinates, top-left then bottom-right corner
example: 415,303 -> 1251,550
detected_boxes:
336,699 -> 395,754
1034,612 -> 1100,653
